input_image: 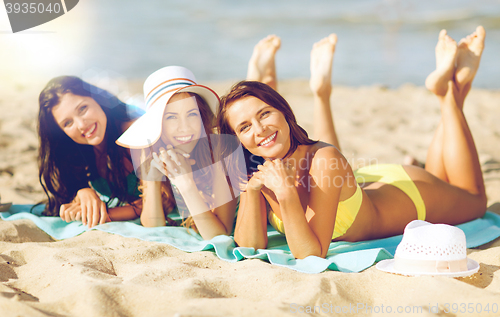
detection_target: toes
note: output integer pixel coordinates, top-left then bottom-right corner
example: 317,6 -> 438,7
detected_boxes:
439,29 -> 447,40
476,25 -> 486,38
328,33 -> 338,45
313,34 -> 337,50
258,35 -> 275,46
460,26 -> 486,46
264,35 -> 281,48
265,34 -> 275,42
458,37 -> 468,48
272,36 -> 281,49
312,38 -> 325,49
255,35 -> 281,51
458,26 -> 486,52
318,37 -> 328,46
474,26 -> 486,49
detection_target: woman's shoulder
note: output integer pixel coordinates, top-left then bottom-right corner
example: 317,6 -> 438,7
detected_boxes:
302,141 -> 342,159
300,142 -> 346,172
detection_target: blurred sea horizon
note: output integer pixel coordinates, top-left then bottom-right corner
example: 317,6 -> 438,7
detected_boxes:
1,0 -> 499,90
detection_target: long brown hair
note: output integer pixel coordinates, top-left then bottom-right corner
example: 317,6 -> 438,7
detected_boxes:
217,81 -> 317,173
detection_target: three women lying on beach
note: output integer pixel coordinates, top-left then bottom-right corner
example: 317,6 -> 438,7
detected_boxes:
37,26 -> 487,259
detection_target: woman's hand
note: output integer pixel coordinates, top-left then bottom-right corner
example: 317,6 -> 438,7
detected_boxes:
246,171 -> 264,192
59,201 -> 82,222
62,188 -> 109,228
154,145 -> 196,191
257,159 -> 296,199
139,148 -> 164,181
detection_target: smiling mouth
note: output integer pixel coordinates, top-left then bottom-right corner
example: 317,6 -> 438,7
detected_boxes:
258,132 -> 277,147
174,135 -> 194,144
83,123 -> 97,138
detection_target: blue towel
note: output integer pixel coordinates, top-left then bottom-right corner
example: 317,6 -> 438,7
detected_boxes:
2,205 -> 500,274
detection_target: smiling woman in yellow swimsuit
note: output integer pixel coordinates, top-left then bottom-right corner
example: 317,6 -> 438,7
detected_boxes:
216,28 -> 487,259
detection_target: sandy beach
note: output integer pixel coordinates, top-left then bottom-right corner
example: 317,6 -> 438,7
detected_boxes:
1,79 -> 500,316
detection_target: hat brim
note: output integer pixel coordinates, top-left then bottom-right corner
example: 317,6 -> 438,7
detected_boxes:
116,84 -> 219,149
375,258 -> 479,278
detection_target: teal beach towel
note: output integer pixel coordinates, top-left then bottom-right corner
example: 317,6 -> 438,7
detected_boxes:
2,205 -> 500,274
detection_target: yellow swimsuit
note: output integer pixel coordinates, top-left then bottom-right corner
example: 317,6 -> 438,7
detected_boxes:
268,164 -> 426,239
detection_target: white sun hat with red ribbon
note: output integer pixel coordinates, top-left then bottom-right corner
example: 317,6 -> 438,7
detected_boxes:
116,66 -> 219,149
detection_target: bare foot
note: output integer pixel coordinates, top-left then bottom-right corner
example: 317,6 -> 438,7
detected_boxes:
310,34 -> 337,98
455,26 -> 486,95
246,35 -> 281,90
425,30 -> 458,97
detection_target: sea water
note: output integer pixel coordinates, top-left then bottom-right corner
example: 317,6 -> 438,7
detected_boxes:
1,0 -> 499,89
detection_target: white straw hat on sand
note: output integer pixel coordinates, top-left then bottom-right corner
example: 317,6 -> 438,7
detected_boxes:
117,66 -> 219,149
376,220 -> 479,277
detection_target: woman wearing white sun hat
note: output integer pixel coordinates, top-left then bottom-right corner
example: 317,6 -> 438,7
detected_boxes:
117,66 -> 243,239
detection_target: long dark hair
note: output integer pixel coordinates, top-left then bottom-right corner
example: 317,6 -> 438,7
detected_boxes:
217,81 -> 317,176
37,76 -> 141,216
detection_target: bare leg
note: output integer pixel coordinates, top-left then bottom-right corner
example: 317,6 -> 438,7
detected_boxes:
456,25 -> 486,105
406,30 -> 456,172
440,81 -> 485,195
309,34 -> 340,150
372,29 -> 486,236
424,30 -> 457,180
424,121 -> 447,180
390,79 -> 486,232
246,35 -> 281,90
423,27 -> 485,199
424,27 -> 486,182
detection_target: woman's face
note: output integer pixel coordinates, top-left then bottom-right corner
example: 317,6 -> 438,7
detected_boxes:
226,96 -> 290,159
160,92 -> 204,154
51,93 -> 107,148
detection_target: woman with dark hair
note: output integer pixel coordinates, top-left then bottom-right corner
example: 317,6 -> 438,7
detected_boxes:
117,66 -> 238,240
38,76 -> 143,227
217,29 -> 487,259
